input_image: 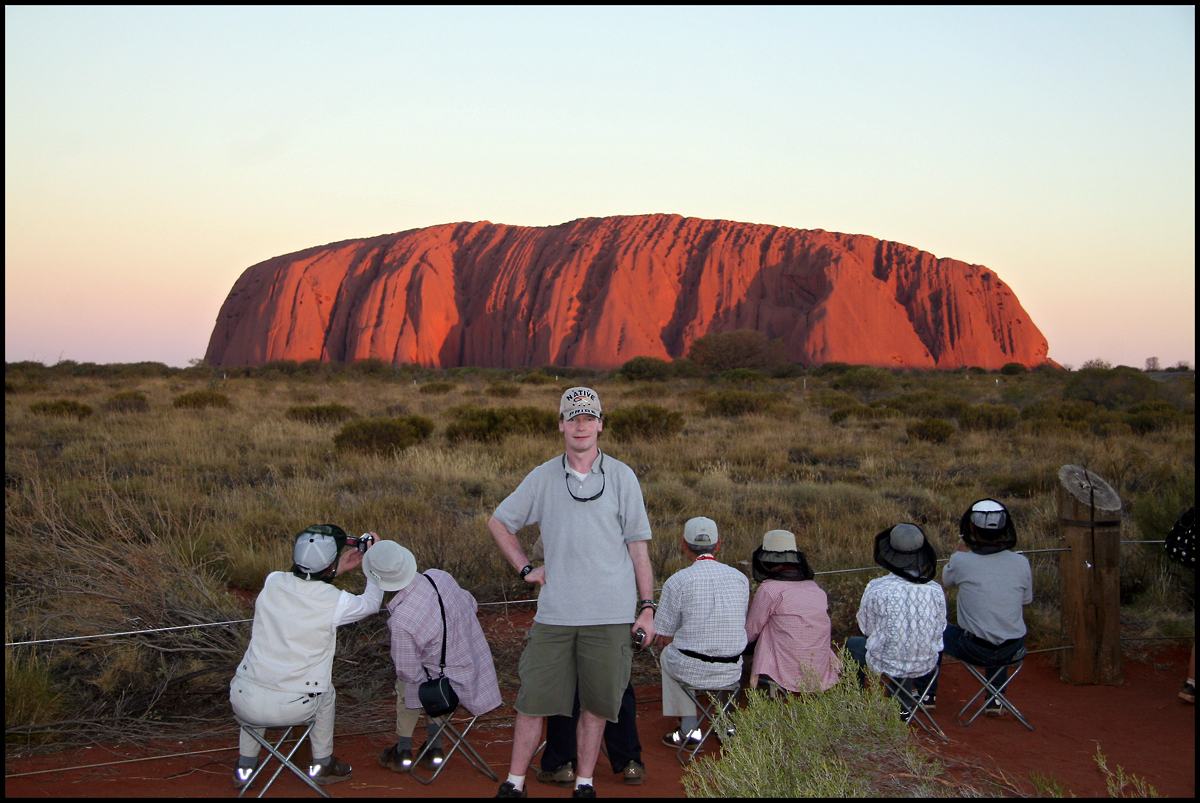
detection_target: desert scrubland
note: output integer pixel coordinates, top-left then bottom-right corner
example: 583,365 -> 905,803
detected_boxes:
5,358 -> 1194,750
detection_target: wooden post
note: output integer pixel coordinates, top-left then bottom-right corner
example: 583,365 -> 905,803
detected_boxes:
1057,465 -> 1123,685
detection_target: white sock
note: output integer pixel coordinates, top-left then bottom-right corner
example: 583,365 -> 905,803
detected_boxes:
506,773 -> 525,791
576,776 -> 594,788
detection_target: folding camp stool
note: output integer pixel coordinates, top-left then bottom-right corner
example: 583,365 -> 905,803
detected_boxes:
235,715 -> 330,798
409,711 -> 498,785
956,658 -> 1033,731
882,667 -> 948,743
675,682 -> 741,765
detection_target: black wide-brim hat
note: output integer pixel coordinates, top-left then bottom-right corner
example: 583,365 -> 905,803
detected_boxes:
959,498 -> 1017,554
751,547 -> 814,582
874,524 -> 937,584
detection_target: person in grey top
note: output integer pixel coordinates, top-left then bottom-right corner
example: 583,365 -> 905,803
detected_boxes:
489,387 -> 655,798
931,499 -> 1032,714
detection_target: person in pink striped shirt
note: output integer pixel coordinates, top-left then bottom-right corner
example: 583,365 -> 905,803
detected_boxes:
745,530 -> 840,693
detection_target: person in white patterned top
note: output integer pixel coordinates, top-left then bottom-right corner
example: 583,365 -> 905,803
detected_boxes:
846,523 -> 945,710
654,517 -> 750,748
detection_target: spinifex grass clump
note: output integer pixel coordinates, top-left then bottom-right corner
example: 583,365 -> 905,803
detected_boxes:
444,405 -> 557,443
102,390 -> 150,413
683,651 -> 970,797
907,417 -> 957,443
418,381 -> 456,395
700,389 -> 786,417
29,399 -> 93,419
604,403 -> 685,441
333,415 -> 434,455
173,389 -> 231,409
285,402 -> 357,425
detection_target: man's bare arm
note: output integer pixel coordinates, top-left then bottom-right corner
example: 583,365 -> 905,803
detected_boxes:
488,516 -> 544,586
628,539 -> 656,642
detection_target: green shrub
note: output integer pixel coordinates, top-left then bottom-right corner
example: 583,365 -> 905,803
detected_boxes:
102,391 -> 150,413
617,356 -> 671,382
832,366 -> 896,397
29,399 -> 94,420
418,382 -> 456,395
771,362 -> 806,379
173,390 -> 231,409
485,382 -> 520,398
684,649 -> 960,797
518,372 -> 553,385
880,391 -> 967,420
1000,362 -> 1028,375
907,418 -> 956,443
604,404 -> 685,441
701,389 -> 785,417
1064,366 -> 1159,410
333,416 -> 434,455
444,405 -> 558,443
688,329 -> 786,372
720,368 -> 767,385
285,403 -> 357,425
809,390 -> 861,412
958,404 -> 1019,431
349,357 -> 394,377
1125,400 -> 1186,434
811,361 -> 856,376
669,357 -> 706,378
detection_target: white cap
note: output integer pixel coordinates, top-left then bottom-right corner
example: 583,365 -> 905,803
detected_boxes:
560,387 -> 602,420
684,517 -> 719,546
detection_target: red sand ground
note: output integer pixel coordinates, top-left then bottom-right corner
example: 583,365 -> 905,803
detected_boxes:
5,626 -> 1193,798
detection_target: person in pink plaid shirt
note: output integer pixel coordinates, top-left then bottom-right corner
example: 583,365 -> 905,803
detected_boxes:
363,541 -> 502,773
745,529 -> 840,693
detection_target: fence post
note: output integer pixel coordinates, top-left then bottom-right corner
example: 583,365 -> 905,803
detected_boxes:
1057,465 -> 1123,685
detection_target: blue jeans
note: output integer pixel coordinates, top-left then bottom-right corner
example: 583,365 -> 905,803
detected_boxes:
932,624 -> 1026,697
845,636 -> 937,701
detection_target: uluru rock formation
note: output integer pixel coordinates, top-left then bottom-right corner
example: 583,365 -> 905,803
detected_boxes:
205,214 -> 1052,371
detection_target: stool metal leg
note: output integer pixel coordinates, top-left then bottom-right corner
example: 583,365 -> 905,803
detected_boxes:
238,720 -> 330,798
956,660 -> 1032,731
410,713 -> 499,785
677,685 -> 739,766
884,672 -> 948,744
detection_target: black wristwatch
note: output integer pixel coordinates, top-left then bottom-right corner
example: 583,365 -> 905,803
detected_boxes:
520,564 -> 534,579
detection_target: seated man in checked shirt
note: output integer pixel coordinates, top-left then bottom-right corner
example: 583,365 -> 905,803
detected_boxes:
654,517 -> 750,748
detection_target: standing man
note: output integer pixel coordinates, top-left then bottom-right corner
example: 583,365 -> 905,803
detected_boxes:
489,387 -> 656,799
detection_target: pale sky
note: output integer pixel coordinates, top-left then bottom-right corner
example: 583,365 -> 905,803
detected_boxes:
5,6 -> 1195,369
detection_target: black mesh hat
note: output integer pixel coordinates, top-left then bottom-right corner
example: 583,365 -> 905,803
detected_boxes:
751,529 -> 814,582
874,523 -> 938,584
959,499 -> 1017,554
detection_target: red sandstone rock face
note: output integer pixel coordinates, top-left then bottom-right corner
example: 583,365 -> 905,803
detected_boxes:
205,215 -> 1052,370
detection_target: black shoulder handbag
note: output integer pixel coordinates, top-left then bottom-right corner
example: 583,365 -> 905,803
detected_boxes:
417,573 -> 460,717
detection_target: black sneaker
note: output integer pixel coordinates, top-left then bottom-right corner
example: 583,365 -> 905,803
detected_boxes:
307,756 -> 353,786
573,783 -> 597,798
378,745 -> 414,773
496,781 -> 528,798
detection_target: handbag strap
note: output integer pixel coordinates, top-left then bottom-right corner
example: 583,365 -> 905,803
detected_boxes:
422,573 -> 449,680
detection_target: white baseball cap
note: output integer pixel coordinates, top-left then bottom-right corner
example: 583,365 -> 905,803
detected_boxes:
684,517 -> 719,546
560,387 -> 602,420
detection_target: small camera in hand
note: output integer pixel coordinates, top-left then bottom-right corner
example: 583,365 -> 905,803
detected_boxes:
632,628 -> 646,649
347,533 -> 375,553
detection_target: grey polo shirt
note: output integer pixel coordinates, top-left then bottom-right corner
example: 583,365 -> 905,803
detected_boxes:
942,549 -> 1033,644
493,450 -> 653,626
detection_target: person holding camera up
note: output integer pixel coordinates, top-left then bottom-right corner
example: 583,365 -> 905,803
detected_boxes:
654,517 -> 749,750
229,525 -> 382,789
489,387 -> 655,799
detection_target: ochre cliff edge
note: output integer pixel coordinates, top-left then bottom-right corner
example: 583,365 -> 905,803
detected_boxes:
205,214 -> 1052,370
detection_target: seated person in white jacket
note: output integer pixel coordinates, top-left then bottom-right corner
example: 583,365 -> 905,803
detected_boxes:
229,525 -> 383,789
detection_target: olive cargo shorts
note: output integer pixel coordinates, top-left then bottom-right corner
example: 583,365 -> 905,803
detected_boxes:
514,622 -> 632,722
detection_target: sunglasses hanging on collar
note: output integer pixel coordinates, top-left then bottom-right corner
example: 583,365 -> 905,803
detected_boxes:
563,451 -> 605,502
